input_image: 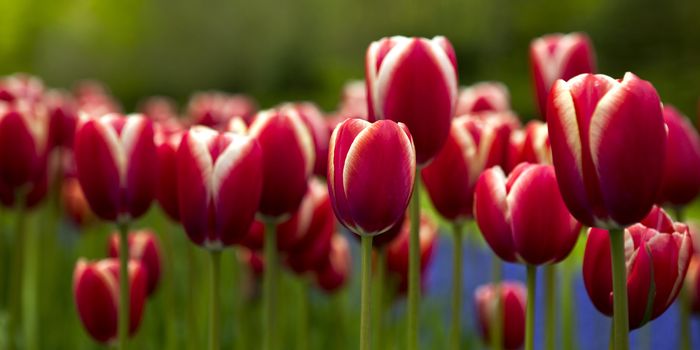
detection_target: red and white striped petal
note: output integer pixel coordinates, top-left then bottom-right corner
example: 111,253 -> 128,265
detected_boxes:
474,167 -> 518,262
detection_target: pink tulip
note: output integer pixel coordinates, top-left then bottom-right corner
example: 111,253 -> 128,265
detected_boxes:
657,105 -> 700,206
74,80 -> 122,119
328,118 -> 415,235
583,206 -> 692,329
108,230 -> 163,296
547,72 -> 666,228
336,80 -> 368,118
474,164 -> 581,264
366,36 -> 458,165
505,120 -> 551,173
0,74 -> 44,104
314,233 -> 351,293
456,82 -> 510,115
474,281 -> 527,350
186,92 -> 257,129
530,32 -> 595,118
139,96 -> 180,123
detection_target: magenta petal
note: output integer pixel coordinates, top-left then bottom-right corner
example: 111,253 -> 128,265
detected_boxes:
176,130 -> 212,246
124,117 -> 157,219
474,167 -> 517,262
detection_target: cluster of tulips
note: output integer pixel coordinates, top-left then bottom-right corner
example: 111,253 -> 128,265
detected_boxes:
1,30 -> 700,350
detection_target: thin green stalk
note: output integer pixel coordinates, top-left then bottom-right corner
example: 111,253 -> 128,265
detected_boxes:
298,279 -> 309,350
263,222 -> 278,350
360,235 -> 373,350
449,222 -> 463,350
609,227 -> 629,350
186,244 -> 200,350
407,170 -> 421,350
22,210 -> 38,350
490,256 -> 503,350
525,265 -> 537,350
208,251 -> 221,350
543,265 -> 556,350
674,207 -> 691,350
8,190 -> 27,350
561,249 -> 577,350
162,221 -> 177,350
374,248 -> 386,350
117,219 -> 131,350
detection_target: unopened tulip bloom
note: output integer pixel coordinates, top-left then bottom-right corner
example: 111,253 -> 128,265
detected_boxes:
45,90 -> 79,149
74,80 -> 122,119
474,281 -> 527,350
62,177 -> 94,226
456,82 -> 510,115
385,214 -> 438,293
583,206 -> 692,329
73,259 -> 148,344
0,74 -> 44,104
155,125 -> 184,221
505,120 -> 551,173
337,80 -> 368,118
657,105 -> 700,207
530,33 -> 596,118
0,102 -> 49,193
366,35 -> 458,165
314,233 -> 351,293
108,230 -> 163,296
286,103 -> 331,177
139,96 -> 179,123
74,113 -> 158,221
177,125 -> 263,249
187,92 -> 257,129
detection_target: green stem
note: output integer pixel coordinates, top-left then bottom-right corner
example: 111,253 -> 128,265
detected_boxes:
490,256 -> 503,350
208,251 -> 221,350
263,221 -> 278,350
8,191 -> 27,350
298,279 -> 309,350
407,169 -> 421,350
117,219 -> 131,350
609,227 -> 629,350
449,222 -> 463,350
525,265 -> 537,350
561,250 -> 577,350
374,248 -> 386,350
186,244 -> 200,350
360,235 -> 373,350
22,210 -> 38,350
543,265 -> 556,350
162,222 -> 177,350
674,207 -> 691,350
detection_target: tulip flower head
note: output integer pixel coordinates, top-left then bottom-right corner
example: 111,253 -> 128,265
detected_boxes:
187,92 -> 257,129
474,281 -> 527,350
73,258 -> 148,344
62,177 -> 94,226
108,230 -> 163,296
286,102 -> 331,177
547,72 -> 666,229
456,82 -> 510,115
155,125 -> 184,221
337,80 -> 368,118
0,102 -> 49,192
314,233 -> 351,293
386,214 -> 438,294
45,90 -> 79,150
530,32 -> 596,118
73,113 -> 158,222
474,163 -> 581,264
505,120 -> 551,173
177,125 -> 263,249
366,35 -> 458,165
328,118 -> 416,236
583,206 -> 693,329
657,105 -> 700,207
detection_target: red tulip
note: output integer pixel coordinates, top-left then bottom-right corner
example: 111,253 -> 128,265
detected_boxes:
177,125 -> 263,249
366,36 -> 458,165
62,177 -> 94,226
0,74 -> 44,104
73,113 -> 157,221
155,124 -> 184,221
328,118 -> 415,235
583,206 -> 693,329
547,73 -> 666,228
108,230 -> 163,296
314,233 -> 351,293
285,103 -> 331,177
505,120 -> 551,173
45,90 -> 79,149
187,92 -> 257,129
421,114 -> 513,221
74,80 -> 122,119
249,107 -> 315,220
386,214 -> 437,293
73,258 -> 147,344
687,256 -> 700,314
474,164 -> 581,264
0,102 -> 49,191
657,105 -> 700,206
474,281 -> 527,350
456,82 -> 510,115
337,80 -> 368,118
139,96 -> 179,123
530,32 -> 596,118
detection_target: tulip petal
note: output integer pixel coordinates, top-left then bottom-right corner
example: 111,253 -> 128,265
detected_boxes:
474,167 -> 517,262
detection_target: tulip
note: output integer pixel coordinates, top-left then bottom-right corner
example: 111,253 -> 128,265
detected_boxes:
45,90 -> 79,150
456,82 -> 510,115
73,258 -> 147,344
0,74 -> 45,104
337,80 -> 368,118
62,177 -> 94,226
286,103 -> 331,177
474,281 -> 527,350
583,206 -> 692,329
155,125 -> 184,222
314,233 -> 351,293
187,92 -> 257,129
505,120 -> 551,173
530,32 -> 595,118
139,96 -> 180,123
0,102 -> 49,193
74,80 -> 122,118
108,230 -> 163,296
385,214 -> 438,294
657,105 -> 700,207
365,35 -> 458,165
687,256 -> 700,314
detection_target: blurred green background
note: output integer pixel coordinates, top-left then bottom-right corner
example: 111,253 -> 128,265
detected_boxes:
1,0 -> 699,117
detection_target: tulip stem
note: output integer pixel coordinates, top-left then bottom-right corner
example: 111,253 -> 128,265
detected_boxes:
360,235 -> 373,350
449,222 -> 463,350
609,228 -> 630,350
117,218 -> 131,350
263,222 -> 278,350
674,207 -> 691,350
298,279 -> 309,350
374,248 -> 386,350
208,251 -> 221,350
525,265 -> 537,350
407,170 -> 421,350
490,255 -> 503,350
8,190 -> 27,350
544,265 -> 556,350
561,246 -> 578,350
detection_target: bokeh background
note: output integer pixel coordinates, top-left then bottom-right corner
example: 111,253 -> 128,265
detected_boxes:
3,0 -> 700,349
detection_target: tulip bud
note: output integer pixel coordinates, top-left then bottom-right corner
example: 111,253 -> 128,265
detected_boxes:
337,80 -> 368,118
107,230 -> 163,296
73,258 -> 147,344
547,73 -> 666,228
421,114 -> 513,221
474,281 -> 527,350
530,32 -> 596,118
62,177 -> 94,226
0,102 -> 49,191
139,96 -> 179,123
474,164 -> 581,264
314,233 -> 351,293
657,106 -> 700,206
0,74 -> 44,104
248,107 -> 315,220
187,92 -> 257,129
285,103 -> 331,177
177,125 -> 263,249
73,113 -> 158,221
583,206 -> 692,329
74,80 -> 122,119
505,120 -> 551,173
155,124 -> 184,221
366,36 -> 458,165
328,118 -> 415,235
456,82 -> 510,115
386,214 -> 437,294
45,90 -> 79,150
